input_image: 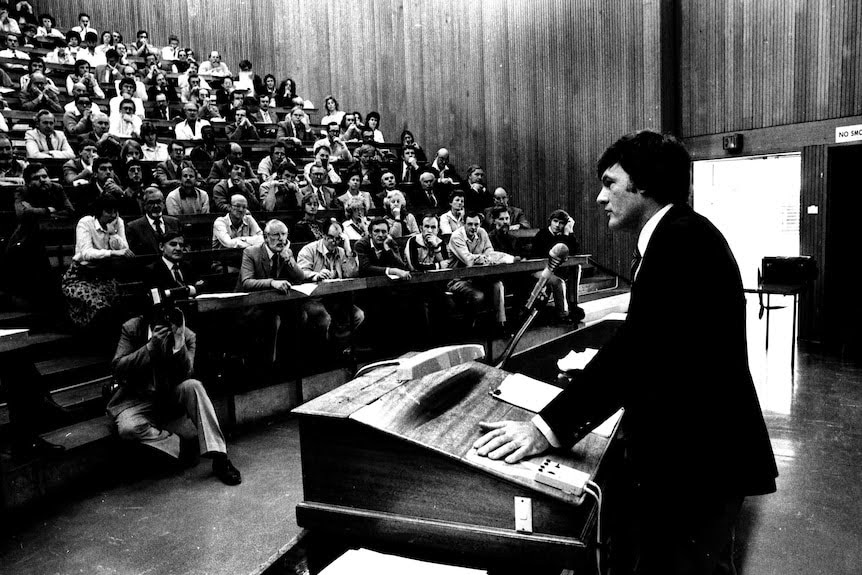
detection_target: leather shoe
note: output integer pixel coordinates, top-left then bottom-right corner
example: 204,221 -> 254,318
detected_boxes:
213,457 -> 242,486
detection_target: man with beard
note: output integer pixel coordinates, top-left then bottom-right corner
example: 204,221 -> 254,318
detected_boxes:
125,187 -> 179,255
207,142 -> 257,189
122,160 -> 147,213
166,166 -> 210,215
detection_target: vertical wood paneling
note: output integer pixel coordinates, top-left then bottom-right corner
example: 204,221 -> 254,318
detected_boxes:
680,0 -> 862,137
799,146 -> 827,341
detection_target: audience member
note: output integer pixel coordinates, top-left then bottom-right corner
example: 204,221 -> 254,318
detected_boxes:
81,112 -> 122,159
174,102 -> 210,140
79,32 -> 106,68
95,48 -> 123,84
374,169 -> 399,209
274,77 -> 303,108
71,12 -> 97,41
276,106 -> 312,149
120,160 -> 147,212
62,140 -> 97,186
65,59 -> 105,98
383,190 -> 418,238
198,50 -> 231,77
354,143 -> 382,191
24,109 -> 74,158
109,77 -> 145,117
154,140 -> 191,190
45,43 -> 75,65
296,221 -> 365,351
62,196 -> 132,332
226,107 -> 260,141
109,97 -> 143,138
212,194 -> 263,253
396,146 -> 421,184
213,162 -> 261,213
316,122 -> 353,163
431,147 -> 461,188
20,72 -> 63,112
447,211 -> 517,332
114,64 -> 148,100
259,74 -> 277,102
0,31 -> 29,69
126,188 -> 179,255
63,94 -> 95,136
253,94 -> 276,125
340,112 -> 362,141
342,196 -> 370,241
220,89 -> 245,123
336,169 -> 373,213
354,217 -> 411,280
409,169 -> 445,212
320,95 -> 345,127
256,142 -> 290,182
464,164 -> 491,210
208,142 -> 257,188
487,205 -> 517,254
259,162 -> 300,212
365,111 -> 385,143
483,187 -> 530,230
146,92 -> 179,122
36,12 -> 64,40
131,29 -> 159,58
147,71 -> 179,103
74,156 -> 127,214
108,305 -> 241,486
18,58 -> 55,92
299,162 -> 337,210
400,129 -> 427,162
145,230 -> 203,295
141,122 -> 169,161
189,125 -> 220,163
0,132 -> 26,186
303,145 -> 342,185
166,166 -> 210,215
530,209 -> 584,323
94,31 -> 113,58
439,189 -> 466,235
404,213 -> 447,272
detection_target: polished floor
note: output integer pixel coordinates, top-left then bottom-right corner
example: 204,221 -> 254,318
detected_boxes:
1,296 -> 860,575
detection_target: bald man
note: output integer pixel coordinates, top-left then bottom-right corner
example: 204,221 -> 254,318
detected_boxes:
198,50 -> 231,77
483,187 -> 530,230
431,148 -> 462,187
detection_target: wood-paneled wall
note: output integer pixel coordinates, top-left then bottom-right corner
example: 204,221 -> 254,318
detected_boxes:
36,0 -> 675,276
679,0 -> 862,138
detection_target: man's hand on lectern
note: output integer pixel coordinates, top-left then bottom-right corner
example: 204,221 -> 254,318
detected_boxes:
474,421 -> 550,464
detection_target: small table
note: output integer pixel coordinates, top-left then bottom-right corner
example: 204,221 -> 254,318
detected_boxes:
743,282 -> 805,370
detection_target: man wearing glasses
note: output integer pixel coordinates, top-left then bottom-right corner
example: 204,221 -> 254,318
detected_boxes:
127,187 -> 180,255
24,108 -> 74,158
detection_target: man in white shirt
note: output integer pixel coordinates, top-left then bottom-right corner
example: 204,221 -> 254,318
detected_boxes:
24,109 -> 75,159
109,77 -> 145,118
71,12 -> 97,39
174,103 -> 210,140
198,51 -> 231,77
161,35 -> 181,62
212,194 -> 263,252
109,98 -> 142,138
0,33 -> 29,69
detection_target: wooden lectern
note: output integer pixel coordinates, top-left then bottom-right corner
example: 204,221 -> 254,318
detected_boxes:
293,322 -> 624,571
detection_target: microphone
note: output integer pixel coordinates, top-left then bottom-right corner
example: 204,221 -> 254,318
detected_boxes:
524,243 -> 569,311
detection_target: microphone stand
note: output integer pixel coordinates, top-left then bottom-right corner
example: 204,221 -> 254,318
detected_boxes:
494,290 -> 551,370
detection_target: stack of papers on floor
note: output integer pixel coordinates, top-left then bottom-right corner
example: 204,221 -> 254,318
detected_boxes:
320,548 -> 485,575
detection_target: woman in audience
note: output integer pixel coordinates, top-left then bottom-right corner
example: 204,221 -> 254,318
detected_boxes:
342,196 -> 370,241
173,48 -> 190,73
65,30 -> 82,60
62,196 -> 133,334
321,95 -> 345,127
400,129 -> 427,162
366,111 -> 385,143
336,169 -> 373,214
439,189 -> 466,235
383,190 -> 418,238
95,31 -> 113,57
275,77 -> 302,107
292,194 -> 327,243
260,74 -> 277,101
66,59 -> 105,99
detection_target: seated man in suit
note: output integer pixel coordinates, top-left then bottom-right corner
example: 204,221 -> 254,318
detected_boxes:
80,112 -> 122,160
275,105 -> 313,151
146,92 -> 181,122
296,221 -> 365,354
303,145 -> 342,186
464,164 -> 492,211
354,218 -> 412,280
147,230 -> 203,296
62,141 -> 98,186
126,187 -> 180,255
408,169 -> 445,213
207,142 -> 257,188
298,162 -> 337,210
24,109 -> 75,159
154,140 -> 191,191
108,302 -> 241,485
260,162 -> 301,212
447,211 -> 517,333
396,146 -> 421,185
226,107 -> 260,141
213,162 -> 261,213
253,94 -> 277,125
483,187 -> 530,230
238,218 -> 313,367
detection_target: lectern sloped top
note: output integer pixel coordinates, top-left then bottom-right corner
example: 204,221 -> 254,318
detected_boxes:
295,360 -> 618,506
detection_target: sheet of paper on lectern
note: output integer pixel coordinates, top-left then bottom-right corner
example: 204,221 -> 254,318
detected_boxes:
195,292 -> 248,299
557,348 -> 599,372
320,548 -> 485,575
491,373 -> 562,413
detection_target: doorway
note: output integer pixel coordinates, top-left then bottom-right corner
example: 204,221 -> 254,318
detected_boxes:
692,154 -> 801,285
825,143 -> 862,351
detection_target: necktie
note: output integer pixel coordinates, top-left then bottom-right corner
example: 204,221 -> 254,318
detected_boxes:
428,192 -> 437,208
154,217 -> 164,237
631,247 -> 642,281
172,264 -> 185,286
45,134 -> 54,150
271,254 -> 281,279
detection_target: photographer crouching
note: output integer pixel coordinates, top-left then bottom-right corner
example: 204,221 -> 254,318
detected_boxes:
106,288 -> 242,486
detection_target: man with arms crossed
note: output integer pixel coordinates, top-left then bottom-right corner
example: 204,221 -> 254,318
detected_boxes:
474,131 -> 777,575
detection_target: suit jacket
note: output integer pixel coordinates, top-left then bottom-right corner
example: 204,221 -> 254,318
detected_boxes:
94,63 -> 122,85
408,186 -> 446,214
145,258 -> 200,291
107,316 -> 196,418
212,179 -> 261,213
538,204 -> 777,496
237,243 -> 311,291
275,120 -> 312,146
126,215 -> 180,255
354,236 -> 409,276
207,159 -> 256,187
297,183 -> 336,210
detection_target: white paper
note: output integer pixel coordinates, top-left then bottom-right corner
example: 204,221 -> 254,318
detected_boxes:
591,408 -> 624,438
557,348 -> 599,371
320,548 -> 484,575
194,292 -> 248,299
290,282 -> 317,296
602,312 -> 628,321
491,373 -> 562,413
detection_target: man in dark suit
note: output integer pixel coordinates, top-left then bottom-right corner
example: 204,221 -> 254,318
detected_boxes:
408,169 -> 446,214
126,188 -> 179,255
474,131 -> 777,575
482,187 -> 530,230
298,162 -> 336,209
146,230 -> 203,295
206,142 -> 257,188
153,140 -> 191,190
107,307 -> 241,485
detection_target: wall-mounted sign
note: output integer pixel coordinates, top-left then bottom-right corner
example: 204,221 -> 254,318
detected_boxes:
835,124 -> 862,143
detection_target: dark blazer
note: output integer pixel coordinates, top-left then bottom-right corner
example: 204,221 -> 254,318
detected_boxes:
107,316 -> 195,418
145,258 -> 200,291
539,204 -> 777,496
126,215 -> 180,255
206,159 -> 256,187
408,185 -> 447,214
237,243 -> 310,291
297,183 -> 336,210
530,227 -> 579,259
354,236 -> 409,276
